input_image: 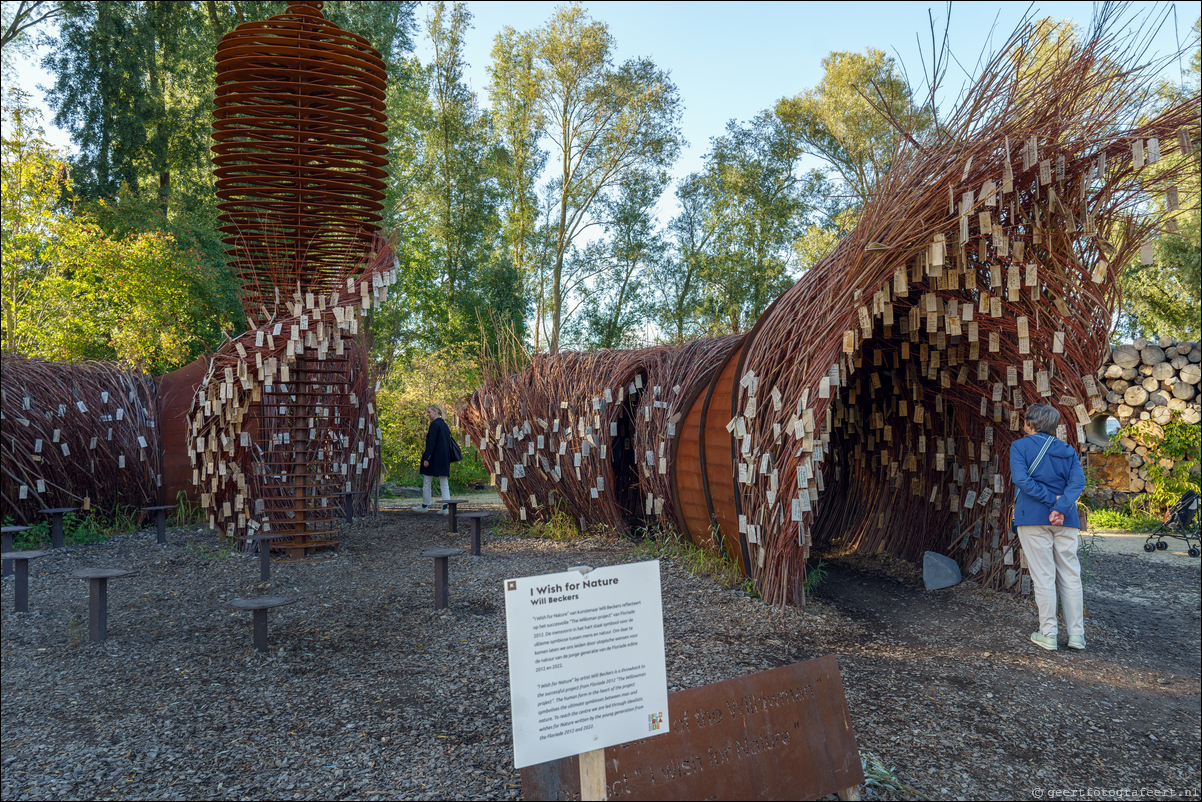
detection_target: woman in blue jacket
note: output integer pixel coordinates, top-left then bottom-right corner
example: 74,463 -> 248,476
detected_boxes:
1009,404 -> 1088,652
412,405 -> 453,514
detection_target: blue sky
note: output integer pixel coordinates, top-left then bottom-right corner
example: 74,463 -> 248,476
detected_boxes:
5,1 -> 1196,207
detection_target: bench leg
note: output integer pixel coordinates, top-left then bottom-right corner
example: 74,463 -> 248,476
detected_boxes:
51,513 -> 64,549
89,578 -> 108,641
471,519 -> 482,556
14,559 -> 29,612
2,533 -> 11,578
344,494 -> 354,524
448,502 -> 458,533
253,608 -> 269,652
434,556 -> 449,609
260,543 -> 272,582
156,510 -> 167,545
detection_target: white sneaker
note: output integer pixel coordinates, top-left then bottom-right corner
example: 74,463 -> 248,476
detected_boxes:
437,508 -> 449,516
411,505 -> 428,512
1067,635 -> 1086,650
1030,631 -> 1058,651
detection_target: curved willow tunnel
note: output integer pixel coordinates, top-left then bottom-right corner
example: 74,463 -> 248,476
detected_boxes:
0,355 -> 161,523
459,337 -> 741,536
462,20 -> 1200,605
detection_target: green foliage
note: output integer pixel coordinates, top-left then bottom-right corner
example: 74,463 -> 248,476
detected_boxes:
495,3 -> 682,352
802,560 -> 829,596
860,752 -> 928,800
632,526 -> 743,588
4,506 -> 141,549
1113,417 -> 1202,513
376,343 -> 482,487
169,490 -> 206,527
776,48 -> 930,200
1076,535 -> 1099,585
1086,508 -> 1162,532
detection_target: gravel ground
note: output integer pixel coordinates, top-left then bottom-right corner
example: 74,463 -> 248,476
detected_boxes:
2,505 -> 1199,801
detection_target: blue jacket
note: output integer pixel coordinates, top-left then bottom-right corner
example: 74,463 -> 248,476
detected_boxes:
1010,433 -> 1086,528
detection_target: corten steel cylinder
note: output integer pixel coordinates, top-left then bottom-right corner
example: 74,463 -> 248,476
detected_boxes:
212,0 -> 389,315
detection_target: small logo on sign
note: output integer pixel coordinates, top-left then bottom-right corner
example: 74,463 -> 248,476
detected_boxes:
648,712 -> 663,731
507,581 -> 517,591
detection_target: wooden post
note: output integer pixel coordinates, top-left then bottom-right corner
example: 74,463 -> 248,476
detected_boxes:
579,748 -> 606,801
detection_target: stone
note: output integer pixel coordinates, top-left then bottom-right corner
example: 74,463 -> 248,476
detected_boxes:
1180,363 -> 1201,385
1123,385 -> 1149,406
1151,362 -> 1175,381
1109,379 -> 1131,393
1141,376 -> 1159,392
1111,344 -> 1141,369
1182,407 -> 1201,424
1173,382 -> 1196,400
1121,367 -> 1139,380
923,551 -> 962,590
1150,406 -> 1173,425
1157,334 -> 1173,348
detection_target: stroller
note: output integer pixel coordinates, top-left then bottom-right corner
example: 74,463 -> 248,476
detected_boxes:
1143,490 -> 1200,558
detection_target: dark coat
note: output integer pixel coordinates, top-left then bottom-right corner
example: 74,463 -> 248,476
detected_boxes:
1010,433 -> 1086,528
420,417 -> 453,477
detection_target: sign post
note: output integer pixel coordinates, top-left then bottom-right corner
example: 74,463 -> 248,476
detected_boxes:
504,559 -> 670,790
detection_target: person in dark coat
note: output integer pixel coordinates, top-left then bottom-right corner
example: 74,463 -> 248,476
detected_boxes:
1009,403 -> 1088,652
412,404 -> 453,514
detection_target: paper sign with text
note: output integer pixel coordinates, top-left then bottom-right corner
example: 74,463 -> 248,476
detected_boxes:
505,560 -> 669,769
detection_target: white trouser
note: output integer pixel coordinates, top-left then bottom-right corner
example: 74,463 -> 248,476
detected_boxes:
1016,525 -> 1084,639
422,475 -> 450,507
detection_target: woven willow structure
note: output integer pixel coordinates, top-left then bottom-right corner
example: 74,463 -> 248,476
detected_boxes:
461,19 -> 1200,604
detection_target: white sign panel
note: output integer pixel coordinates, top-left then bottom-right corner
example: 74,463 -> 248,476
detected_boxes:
504,560 -> 669,769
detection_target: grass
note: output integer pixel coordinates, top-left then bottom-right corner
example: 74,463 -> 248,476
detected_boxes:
1077,534 -> 1100,585
803,560 -> 829,596
1087,508 -> 1162,532
169,491 -> 207,527
861,751 -> 929,800
633,526 -> 744,589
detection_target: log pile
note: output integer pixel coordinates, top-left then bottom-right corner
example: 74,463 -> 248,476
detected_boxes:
1082,337 -> 1201,505
1098,337 -> 1201,428
0,356 -> 161,523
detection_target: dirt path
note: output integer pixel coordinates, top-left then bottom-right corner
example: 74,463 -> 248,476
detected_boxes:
806,551 -> 1201,800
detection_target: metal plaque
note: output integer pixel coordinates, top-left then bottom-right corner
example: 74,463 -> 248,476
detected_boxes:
521,655 -> 863,801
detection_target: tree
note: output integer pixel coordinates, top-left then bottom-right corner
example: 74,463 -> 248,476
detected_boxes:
698,110 -> 820,333
776,48 -> 929,201
1,89 -> 70,354
489,25 -> 545,345
1,0 -> 59,75
497,4 -> 681,353
1116,17 -> 1201,342
569,168 -> 666,350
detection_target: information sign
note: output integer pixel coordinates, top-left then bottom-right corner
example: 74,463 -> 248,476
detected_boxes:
505,560 -> 669,769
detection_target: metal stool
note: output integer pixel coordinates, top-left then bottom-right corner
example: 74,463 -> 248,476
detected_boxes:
419,547 -> 465,609
458,512 -> 492,556
226,596 -> 301,652
2,526 -> 33,577
39,507 -> 79,549
2,550 -> 49,611
141,506 -> 178,545
68,568 -> 135,641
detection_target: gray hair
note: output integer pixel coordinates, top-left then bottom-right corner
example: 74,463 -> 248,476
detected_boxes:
1025,404 -> 1060,435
